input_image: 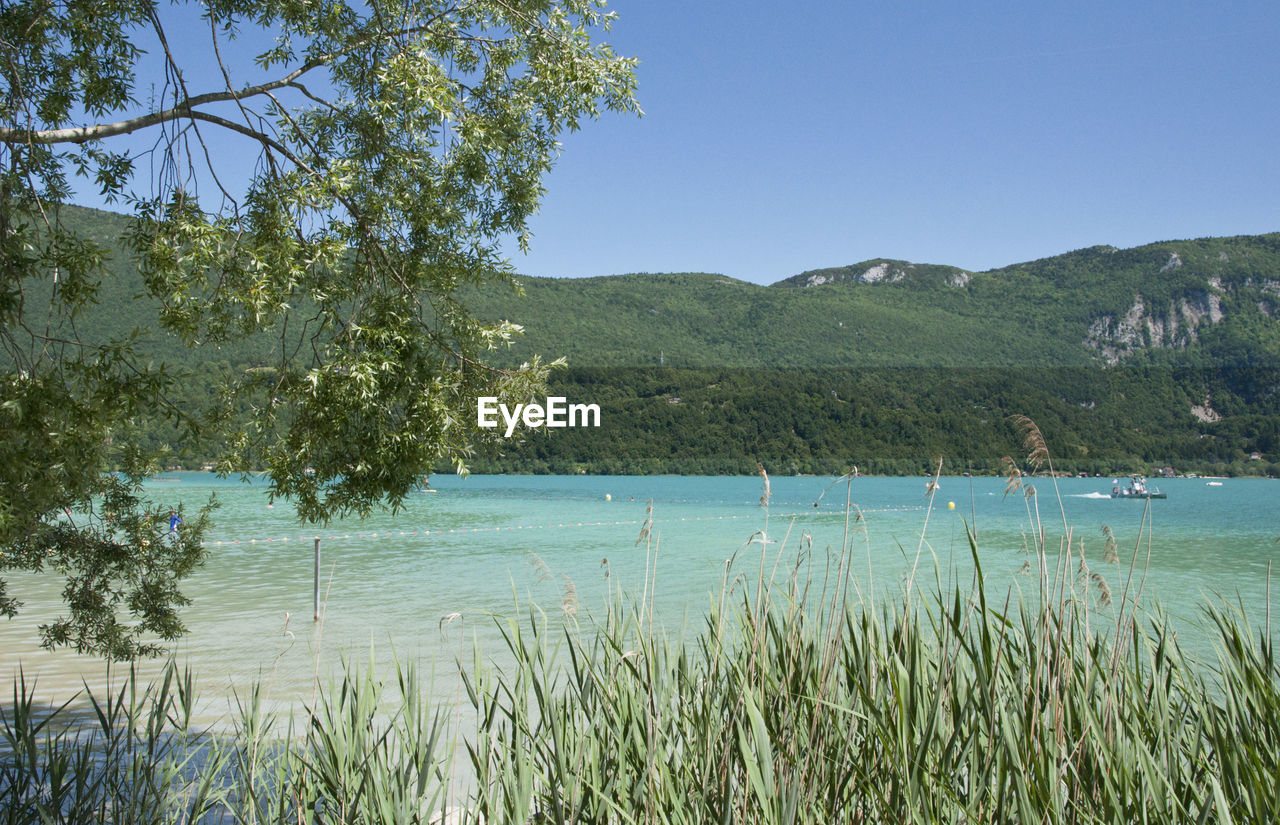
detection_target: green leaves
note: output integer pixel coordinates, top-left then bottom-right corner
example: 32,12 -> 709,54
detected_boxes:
738,688 -> 779,810
2,0 -> 638,655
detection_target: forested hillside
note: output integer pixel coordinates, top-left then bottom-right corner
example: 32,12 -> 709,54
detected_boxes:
465,365 -> 1280,477
467,237 -> 1280,369
29,206 -> 1280,475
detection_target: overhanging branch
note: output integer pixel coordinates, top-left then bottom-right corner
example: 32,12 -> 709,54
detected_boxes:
0,68 -> 318,146
0,16 -> 462,147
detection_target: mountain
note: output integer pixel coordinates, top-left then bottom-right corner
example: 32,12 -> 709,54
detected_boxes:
13,206 -> 1280,475
24,205 -> 1280,371
466,235 -> 1280,369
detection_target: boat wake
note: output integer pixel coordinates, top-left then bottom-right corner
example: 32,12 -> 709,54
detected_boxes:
1071,492 -> 1113,500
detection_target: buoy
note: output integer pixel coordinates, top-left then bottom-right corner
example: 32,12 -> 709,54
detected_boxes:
947,501 -> 955,510
605,494 -> 612,501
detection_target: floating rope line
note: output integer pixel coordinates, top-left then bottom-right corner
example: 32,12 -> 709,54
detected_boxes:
198,506 -> 928,547
430,489 -> 933,510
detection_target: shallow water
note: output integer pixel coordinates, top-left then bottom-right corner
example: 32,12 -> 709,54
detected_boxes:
3,473 -> 1277,718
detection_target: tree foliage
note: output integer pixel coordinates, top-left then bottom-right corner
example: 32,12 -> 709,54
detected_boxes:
0,0 -> 638,656
467,367 -> 1280,478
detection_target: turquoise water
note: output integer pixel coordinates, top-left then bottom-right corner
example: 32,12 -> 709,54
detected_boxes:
3,473 -> 1277,715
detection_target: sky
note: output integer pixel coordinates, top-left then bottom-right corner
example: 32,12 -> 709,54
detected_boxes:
508,0 -> 1280,283
68,0 -> 1280,286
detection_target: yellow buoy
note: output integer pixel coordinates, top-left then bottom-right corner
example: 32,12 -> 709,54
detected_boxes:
947,501 -> 956,510
605,494 -> 612,501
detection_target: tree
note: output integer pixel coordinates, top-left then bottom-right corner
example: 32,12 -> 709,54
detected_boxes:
0,0 -> 638,657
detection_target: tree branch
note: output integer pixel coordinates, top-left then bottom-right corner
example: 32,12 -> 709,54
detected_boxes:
0,15 -> 470,147
0,68 -> 320,145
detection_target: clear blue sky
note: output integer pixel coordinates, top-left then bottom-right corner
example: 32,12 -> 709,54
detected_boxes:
509,0 -> 1280,283
68,1 -> 1280,286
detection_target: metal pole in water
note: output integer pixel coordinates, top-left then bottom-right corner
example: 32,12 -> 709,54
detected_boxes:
313,537 -> 321,622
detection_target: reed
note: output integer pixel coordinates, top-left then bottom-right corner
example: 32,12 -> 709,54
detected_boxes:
3,457 -> 1279,822
463,531 -> 1279,824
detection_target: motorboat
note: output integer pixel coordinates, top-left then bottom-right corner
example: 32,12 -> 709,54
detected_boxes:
1110,476 -> 1166,499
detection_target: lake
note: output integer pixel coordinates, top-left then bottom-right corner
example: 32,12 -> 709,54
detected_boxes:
2,472 -> 1277,718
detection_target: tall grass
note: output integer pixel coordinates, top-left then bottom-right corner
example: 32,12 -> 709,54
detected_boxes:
466,527 -> 1278,823
3,464 -> 1278,823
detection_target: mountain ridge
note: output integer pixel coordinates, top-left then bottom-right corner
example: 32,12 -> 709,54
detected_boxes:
21,206 -> 1280,371
472,231 -> 1280,369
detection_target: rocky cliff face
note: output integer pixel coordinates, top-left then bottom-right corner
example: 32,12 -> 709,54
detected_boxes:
1247,277 -> 1280,318
1085,286 -> 1225,365
1083,272 -> 1280,365
1077,240 -> 1280,365
783,259 -> 973,289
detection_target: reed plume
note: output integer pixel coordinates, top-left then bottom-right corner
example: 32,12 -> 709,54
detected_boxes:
757,463 -> 771,508
1009,413 -> 1050,471
560,574 -> 578,619
1101,524 -> 1119,564
526,550 -> 554,583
